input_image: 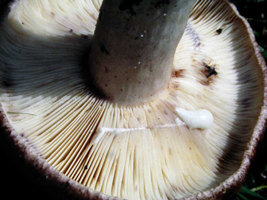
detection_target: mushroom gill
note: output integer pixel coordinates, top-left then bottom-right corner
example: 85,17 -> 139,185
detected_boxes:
0,0 -> 266,200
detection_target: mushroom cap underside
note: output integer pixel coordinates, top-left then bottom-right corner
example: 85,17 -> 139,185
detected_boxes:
0,0 -> 266,199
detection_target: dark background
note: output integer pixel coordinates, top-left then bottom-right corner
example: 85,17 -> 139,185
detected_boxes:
0,0 -> 267,199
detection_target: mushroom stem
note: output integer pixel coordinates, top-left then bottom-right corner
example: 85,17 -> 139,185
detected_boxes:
88,0 -> 196,105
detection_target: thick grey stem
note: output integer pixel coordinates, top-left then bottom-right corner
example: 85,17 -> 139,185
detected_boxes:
88,0 -> 196,105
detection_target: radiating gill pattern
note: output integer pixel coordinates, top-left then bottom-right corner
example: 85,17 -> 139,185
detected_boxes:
0,0 -> 264,199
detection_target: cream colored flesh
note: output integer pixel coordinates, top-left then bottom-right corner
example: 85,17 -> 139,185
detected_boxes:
0,0 -> 264,200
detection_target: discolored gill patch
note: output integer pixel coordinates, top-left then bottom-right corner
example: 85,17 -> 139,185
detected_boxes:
172,69 -> 186,78
200,63 -> 218,86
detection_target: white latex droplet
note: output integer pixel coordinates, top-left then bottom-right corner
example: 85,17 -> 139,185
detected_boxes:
91,128 -> 106,144
175,108 -> 213,130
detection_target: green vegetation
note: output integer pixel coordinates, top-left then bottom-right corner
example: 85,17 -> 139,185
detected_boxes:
230,1 -> 267,199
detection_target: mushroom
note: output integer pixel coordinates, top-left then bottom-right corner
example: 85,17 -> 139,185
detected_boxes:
0,0 -> 266,199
